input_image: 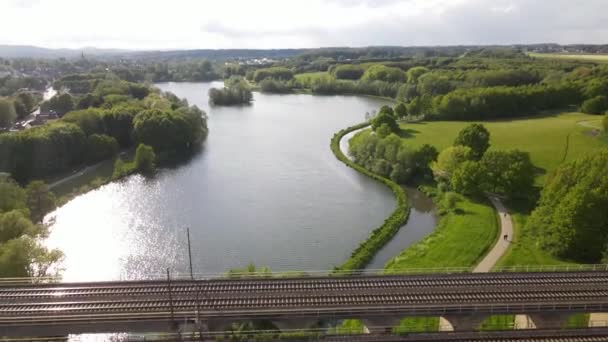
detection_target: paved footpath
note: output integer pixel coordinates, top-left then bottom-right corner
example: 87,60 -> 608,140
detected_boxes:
471,196 -> 608,328
473,196 -> 513,273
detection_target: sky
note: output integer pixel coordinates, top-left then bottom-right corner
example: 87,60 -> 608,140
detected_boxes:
1,0 -> 608,50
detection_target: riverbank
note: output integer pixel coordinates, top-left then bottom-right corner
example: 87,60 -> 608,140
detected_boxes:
384,190 -> 498,272
330,122 -> 410,272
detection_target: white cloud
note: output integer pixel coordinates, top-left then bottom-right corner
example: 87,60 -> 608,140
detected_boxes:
0,0 -> 606,49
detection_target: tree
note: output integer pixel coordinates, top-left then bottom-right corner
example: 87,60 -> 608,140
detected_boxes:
432,146 -> 473,179
454,123 -> 491,160
394,103 -> 408,118
0,178 -> 26,213
528,150 -> 608,262
0,235 -> 62,278
603,113 -> 608,132
581,96 -> 608,114
332,65 -> 365,80
480,150 -> 535,198
135,144 -> 156,174
0,99 -> 17,129
208,77 -> 252,106
413,144 -> 439,176
371,112 -> 398,133
25,181 -> 56,223
397,84 -> 418,102
62,108 -> 105,136
362,65 -> 406,83
0,210 -> 40,242
42,93 -> 74,116
133,109 -> 201,153
86,134 -> 119,163
406,66 -> 430,83
451,161 -> 485,195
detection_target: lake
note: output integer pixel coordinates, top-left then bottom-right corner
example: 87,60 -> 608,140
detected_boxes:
45,82 -> 435,281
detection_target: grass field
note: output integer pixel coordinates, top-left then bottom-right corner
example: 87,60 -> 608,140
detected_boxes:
398,112 -> 608,184
384,192 -> 498,271
294,71 -> 331,84
529,52 -> 608,63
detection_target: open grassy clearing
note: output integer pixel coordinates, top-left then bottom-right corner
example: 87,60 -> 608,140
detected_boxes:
528,52 -> 608,63
294,71 -> 330,83
397,112 -> 607,184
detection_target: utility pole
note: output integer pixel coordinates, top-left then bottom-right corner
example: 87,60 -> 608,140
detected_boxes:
186,228 -> 204,341
187,227 -> 194,280
166,268 -> 176,331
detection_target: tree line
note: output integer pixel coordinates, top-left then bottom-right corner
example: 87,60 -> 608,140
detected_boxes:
0,75 -> 208,183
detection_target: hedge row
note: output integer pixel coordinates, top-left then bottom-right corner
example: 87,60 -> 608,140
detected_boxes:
330,122 -> 411,272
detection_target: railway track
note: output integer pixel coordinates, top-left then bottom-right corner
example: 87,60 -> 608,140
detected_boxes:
1,272 -> 608,336
2,271 -> 607,302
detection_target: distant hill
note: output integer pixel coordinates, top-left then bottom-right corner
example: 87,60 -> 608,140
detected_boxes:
2,44 -> 608,61
0,45 -> 129,59
119,49 -> 308,61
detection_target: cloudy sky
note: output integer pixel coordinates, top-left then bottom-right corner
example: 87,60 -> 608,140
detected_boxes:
2,0 -> 607,50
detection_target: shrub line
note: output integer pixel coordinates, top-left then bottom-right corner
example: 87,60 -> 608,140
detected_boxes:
330,122 -> 411,272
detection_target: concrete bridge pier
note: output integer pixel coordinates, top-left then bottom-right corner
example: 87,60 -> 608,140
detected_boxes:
442,314 -> 488,331
527,313 -> 571,329
360,316 -> 402,334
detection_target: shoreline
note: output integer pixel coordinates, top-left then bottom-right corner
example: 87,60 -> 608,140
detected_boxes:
330,122 -> 411,272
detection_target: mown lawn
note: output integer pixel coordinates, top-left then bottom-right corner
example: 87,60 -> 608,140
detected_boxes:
398,112 -> 608,184
384,193 -> 498,271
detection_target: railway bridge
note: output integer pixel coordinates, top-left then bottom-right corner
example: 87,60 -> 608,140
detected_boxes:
1,271 -> 607,336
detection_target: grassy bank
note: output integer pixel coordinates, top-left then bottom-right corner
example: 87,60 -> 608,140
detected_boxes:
330,123 -> 410,272
384,190 -> 498,272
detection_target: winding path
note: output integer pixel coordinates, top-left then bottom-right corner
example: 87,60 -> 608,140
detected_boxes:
473,196 -> 513,273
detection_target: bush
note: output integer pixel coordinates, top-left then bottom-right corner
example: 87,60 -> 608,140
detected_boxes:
134,144 -> 156,174
208,78 -> 252,105
332,65 -> 365,80
362,65 -> 406,83
253,67 -> 294,83
259,79 -> 293,94
580,95 -> 608,114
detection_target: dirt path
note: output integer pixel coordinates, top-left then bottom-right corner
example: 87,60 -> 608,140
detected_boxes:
473,196 -> 513,273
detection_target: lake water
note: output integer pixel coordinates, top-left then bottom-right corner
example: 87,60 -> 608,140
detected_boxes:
45,82 -> 436,282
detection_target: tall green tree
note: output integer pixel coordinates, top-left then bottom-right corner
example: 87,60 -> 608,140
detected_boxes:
25,181 -> 56,223
581,96 -> 608,115
432,146 -> 473,179
0,99 -> 17,129
135,144 -> 156,174
394,103 -> 408,119
454,123 -> 491,160
529,150 -> 608,262
479,150 -> 535,198
42,93 -> 74,116
371,112 -> 398,133
451,161 -> 485,195
0,178 -> 26,213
